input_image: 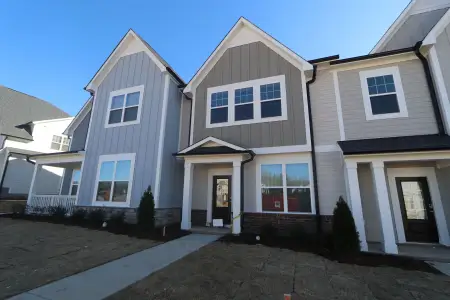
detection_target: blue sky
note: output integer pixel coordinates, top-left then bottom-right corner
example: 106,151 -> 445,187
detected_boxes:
2,0 -> 409,116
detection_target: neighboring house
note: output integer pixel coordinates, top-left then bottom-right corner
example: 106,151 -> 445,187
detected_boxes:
0,85 -> 72,198
27,0 -> 450,255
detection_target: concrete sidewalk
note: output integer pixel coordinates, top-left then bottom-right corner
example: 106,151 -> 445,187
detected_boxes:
10,234 -> 221,300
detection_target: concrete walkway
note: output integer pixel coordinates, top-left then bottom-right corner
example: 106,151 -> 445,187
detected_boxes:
10,234 -> 221,300
427,261 -> 450,276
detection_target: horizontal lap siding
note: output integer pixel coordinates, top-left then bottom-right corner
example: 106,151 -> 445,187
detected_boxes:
436,22 -> 450,109
78,52 -> 164,207
193,42 -> 306,148
339,60 -> 438,140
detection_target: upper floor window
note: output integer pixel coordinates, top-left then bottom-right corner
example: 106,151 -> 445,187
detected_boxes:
359,66 -> 407,120
105,85 -> 144,128
51,135 -> 69,151
206,75 -> 287,128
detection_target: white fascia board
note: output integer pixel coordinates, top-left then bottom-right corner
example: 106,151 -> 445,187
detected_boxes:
370,1 -> 416,54
32,117 -> 74,124
178,136 -> 247,154
423,9 -> 450,45
183,17 -> 313,94
85,30 -> 166,92
63,97 -> 93,135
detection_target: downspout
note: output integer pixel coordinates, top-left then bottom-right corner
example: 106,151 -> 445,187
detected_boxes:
414,41 -> 446,135
240,150 -> 255,231
305,65 -> 321,234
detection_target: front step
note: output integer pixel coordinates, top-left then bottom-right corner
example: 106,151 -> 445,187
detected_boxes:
190,226 -> 230,235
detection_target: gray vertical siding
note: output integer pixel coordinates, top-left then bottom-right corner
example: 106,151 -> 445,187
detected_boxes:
70,110 -> 91,151
310,70 -> 341,145
436,22 -> 450,112
315,152 -> 346,215
192,165 -> 208,210
179,96 -> 191,150
435,166 -> 450,236
78,51 -> 165,207
338,60 -> 438,140
60,169 -> 72,195
158,80 -> 183,208
193,42 -> 307,148
380,9 -> 449,52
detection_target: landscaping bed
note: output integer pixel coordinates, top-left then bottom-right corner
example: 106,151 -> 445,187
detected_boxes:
220,233 -> 440,274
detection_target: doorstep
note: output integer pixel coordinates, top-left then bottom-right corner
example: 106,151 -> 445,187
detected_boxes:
190,226 -> 230,235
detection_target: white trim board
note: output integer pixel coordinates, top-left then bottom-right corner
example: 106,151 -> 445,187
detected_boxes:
251,145 -> 311,154
183,17 -> 312,94
206,168 -> 233,225
387,167 -> 450,246
332,71 -> 346,141
179,136 -> 246,154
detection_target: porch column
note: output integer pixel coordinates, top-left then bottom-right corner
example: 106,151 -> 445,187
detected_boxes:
27,163 -> 41,205
181,161 -> 193,230
344,161 -> 368,251
232,161 -> 241,234
371,160 -> 398,254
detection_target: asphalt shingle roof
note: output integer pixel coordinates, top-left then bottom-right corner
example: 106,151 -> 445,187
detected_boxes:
0,85 -> 70,140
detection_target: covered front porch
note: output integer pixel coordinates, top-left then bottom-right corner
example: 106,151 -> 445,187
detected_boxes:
27,151 -> 84,213
175,137 -> 254,235
342,149 -> 450,255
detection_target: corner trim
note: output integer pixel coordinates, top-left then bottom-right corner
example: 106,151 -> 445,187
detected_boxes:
332,71 -> 345,140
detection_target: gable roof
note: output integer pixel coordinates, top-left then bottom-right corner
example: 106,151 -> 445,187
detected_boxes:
0,85 -> 70,140
371,0 -> 450,53
176,136 -> 247,156
85,29 -> 184,93
183,17 -> 313,94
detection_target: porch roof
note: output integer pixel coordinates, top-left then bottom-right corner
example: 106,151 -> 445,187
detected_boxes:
338,134 -> 450,155
174,136 -> 252,157
28,150 -> 84,167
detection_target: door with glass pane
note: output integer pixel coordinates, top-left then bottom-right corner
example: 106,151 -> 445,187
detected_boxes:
395,177 -> 439,243
212,176 -> 231,225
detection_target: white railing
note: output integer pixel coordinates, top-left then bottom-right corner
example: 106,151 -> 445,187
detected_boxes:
27,195 -> 77,214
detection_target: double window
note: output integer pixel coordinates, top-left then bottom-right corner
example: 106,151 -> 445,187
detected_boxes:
51,135 -> 69,151
93,153 -> 135,206
260,162 -> 312,214
106,85 -> 144,128
207,75 -> 287,127
360,66 -> 407,120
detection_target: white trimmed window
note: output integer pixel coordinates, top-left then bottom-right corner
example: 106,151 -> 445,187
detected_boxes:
260,162 -> 312,214
105,85 -> 144,128
206,75 -> 287,128
359,66 -> 407,120
93,153 -> 135,207
70,169 -> 81,196
51,135 -> 69,151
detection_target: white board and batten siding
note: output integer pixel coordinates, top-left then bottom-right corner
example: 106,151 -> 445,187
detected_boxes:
78,51 -> 183,208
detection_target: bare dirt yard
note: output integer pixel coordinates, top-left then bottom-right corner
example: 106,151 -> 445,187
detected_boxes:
0,218 -> 160,299
109,241 -> 450,300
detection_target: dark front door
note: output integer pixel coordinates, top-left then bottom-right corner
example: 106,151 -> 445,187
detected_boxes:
396,177 -> 439,243
212,176 -> 231,225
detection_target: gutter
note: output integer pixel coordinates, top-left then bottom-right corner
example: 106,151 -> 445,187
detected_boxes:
330,46 -> 415,65
413,41 -> 446,135
240,150 -> 256,231
305,65 -> 321,234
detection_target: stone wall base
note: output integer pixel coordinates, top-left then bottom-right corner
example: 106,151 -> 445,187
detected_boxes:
77,206 -> 181,227
242,213 -> 332,235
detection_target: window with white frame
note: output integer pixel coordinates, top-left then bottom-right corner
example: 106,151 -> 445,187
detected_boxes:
106,85 -> 144,127
359,66 -> 407,120
51,135 -> 69,151
260,163 -> 312,213
206,75 -> 287,128
94,153 -> 135,205
70,169 -> 81,196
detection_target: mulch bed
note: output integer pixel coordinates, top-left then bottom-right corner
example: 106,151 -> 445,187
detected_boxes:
220,233 -> 441,274
1,213 -> 189,242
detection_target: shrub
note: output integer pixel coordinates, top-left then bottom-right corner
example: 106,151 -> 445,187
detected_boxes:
332,196 -> 360,257
49,206 -> 68,222
108,211 -> 125,229
137,186 -> 155,231
70,208 -> 87,225
87,208 -> 106,227
260,223 -> 278,241
288,223 -> 313,244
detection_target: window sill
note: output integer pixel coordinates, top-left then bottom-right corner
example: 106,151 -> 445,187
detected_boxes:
207,115 -> 287,128
92,201 -> 131,208
365,111 -> 408,121
105,120 -> 140,129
